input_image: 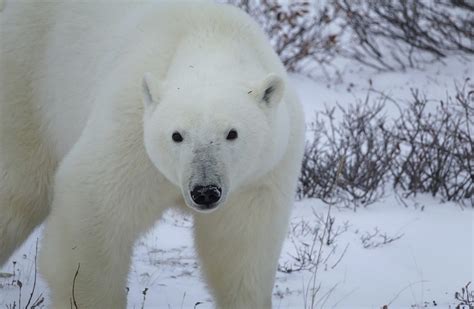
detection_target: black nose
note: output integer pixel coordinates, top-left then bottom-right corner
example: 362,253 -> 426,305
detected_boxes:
190,185 -> 222,206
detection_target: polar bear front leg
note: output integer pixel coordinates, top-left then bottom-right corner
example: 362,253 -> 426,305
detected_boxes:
41,190 -> 141,308
39,138 -> 175,309
193,187 -> 292,309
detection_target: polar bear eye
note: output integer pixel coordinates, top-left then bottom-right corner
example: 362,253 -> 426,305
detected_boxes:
172,131 -> 184,143
226,129 -> 238,141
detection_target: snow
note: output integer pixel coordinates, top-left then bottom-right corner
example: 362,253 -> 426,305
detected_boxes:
276,196 -> 473,308
1,53 -> 473,309
1,196 -> 472,308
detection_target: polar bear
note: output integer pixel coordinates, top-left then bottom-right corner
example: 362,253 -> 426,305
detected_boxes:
0,1 -> 304,308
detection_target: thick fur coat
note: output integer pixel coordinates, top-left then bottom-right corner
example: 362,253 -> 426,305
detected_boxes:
0,1 -> 305,308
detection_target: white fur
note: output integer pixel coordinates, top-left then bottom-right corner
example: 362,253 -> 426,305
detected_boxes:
0,1 -> 305,308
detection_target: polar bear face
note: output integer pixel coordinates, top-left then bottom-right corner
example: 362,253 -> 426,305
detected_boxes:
142,73 -> 289,212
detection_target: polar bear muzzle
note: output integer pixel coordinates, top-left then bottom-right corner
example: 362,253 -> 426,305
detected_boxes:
180,148 -> 229,213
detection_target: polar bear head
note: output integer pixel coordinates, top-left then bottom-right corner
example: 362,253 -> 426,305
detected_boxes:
142,73 -> 289,213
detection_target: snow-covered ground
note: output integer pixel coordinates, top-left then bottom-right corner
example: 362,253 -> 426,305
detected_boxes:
1,55 -> 473,308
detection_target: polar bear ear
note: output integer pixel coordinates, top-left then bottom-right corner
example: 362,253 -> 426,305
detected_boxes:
142,72 -> 161,109
251,74 -> 285,107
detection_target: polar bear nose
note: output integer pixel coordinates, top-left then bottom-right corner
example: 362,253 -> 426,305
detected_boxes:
190,185 -> 222,206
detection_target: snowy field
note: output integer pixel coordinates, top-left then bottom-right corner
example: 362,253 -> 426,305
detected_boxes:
1,53 -> 473,308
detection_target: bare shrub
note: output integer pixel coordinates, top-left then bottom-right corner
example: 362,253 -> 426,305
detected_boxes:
226,0 -> 344,75
280,206 -> 349,308
335,0 -> 474,71
359,227 -> 404,249
454,281 -> 474,308
1,239 -> 45,309
390,80 -> 474,204
298,95 -> 398,208
299,81 -> 473,206
278,210 -> 349,274
228,0 -> 473,73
